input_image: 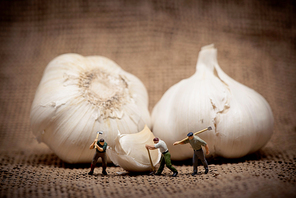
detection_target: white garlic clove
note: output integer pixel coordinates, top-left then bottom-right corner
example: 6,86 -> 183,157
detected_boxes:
107,125 -> 161,172
152,44 -> 274,160
30,54 -> 151,163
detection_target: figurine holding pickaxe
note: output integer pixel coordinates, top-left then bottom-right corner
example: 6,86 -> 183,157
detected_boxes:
173,126 -> 212,176
88,131 -> 108,175
146,138 -> 178,177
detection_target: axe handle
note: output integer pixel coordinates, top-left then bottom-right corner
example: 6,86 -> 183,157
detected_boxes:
147,148 -> 155,172
178,127 -> 209,144
90,132 -> 101,149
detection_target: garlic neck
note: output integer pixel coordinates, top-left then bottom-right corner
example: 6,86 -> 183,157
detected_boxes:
196,44 -> 218,73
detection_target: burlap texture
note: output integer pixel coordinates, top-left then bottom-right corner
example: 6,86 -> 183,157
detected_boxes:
0,0 -> 295,197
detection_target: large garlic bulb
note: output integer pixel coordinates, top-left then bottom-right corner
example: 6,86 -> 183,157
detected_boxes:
30,54 -> 151,163
107,125 -> 161,172
152,44 -> 274,160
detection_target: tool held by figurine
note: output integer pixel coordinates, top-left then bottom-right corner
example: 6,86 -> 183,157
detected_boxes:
94,131 -> 103,148
178,126 -> 212,144
146,148 -> 155,173
96,131 -> 103,139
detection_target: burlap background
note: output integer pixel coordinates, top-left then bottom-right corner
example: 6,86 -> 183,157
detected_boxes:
0,0 -> 295,197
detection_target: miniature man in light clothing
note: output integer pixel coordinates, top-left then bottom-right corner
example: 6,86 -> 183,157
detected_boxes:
146,137 -> 178,177
173,132 -> 210,175
88,138 -> 108,175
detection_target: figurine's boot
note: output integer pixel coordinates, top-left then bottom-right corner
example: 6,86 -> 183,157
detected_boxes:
155,172 -> 162,176
88,164 -> 95,175
204,167 -> 209,174
192,167 -> 198,176
172,171 -> 178,177
102,167 -> 107,175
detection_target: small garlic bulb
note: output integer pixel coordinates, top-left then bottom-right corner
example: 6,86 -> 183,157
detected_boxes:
30,54 -> 151,163
107,125 -> 161,172
152,44 -> 274,160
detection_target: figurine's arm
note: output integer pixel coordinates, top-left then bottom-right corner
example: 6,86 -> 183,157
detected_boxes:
145,144 -> 156,150
173,141 -> 185,145
89,139 -> 98,149
95,143 -> 104,152
204,144 -> 210,155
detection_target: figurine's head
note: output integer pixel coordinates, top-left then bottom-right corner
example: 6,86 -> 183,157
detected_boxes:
153,137 -> 159,144
99,138 -> 105,145
187,132 -> 194,140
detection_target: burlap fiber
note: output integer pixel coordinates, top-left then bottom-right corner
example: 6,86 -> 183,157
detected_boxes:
0,0 -> 295,197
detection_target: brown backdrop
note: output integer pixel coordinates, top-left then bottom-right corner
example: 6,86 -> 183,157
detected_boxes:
1,0 -> 295,197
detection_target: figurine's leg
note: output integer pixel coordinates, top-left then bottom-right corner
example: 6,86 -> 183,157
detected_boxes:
101,153 -> 108,175
164,153 -> 177,172
192,151 -> 198,176
196,149 -> 208,174
164,152 -> 178,177
155,156 -> 165,175
88,151 -> 99,175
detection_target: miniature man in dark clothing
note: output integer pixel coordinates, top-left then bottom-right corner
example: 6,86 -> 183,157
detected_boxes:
173,132 -> 210,175
88,138 -> 108,175
146,137 -> 178,177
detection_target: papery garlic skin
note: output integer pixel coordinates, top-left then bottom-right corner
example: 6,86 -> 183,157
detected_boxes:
107,125 -> 161,172
30,54 -> 151,163
152,44 -> 274,160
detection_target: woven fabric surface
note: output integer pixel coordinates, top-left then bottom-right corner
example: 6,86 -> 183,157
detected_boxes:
0,0 -> 295,197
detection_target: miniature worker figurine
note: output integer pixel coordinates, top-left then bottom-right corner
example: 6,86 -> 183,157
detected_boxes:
88,138 -> 108,175
146,137 -> 178,177
173,132 -> 210,175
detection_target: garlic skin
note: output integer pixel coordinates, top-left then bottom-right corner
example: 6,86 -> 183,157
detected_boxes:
107,125 -> 161,172
152,44 -> 274,160
30,54 -> 151,163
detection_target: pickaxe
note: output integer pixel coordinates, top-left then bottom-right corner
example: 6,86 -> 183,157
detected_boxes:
146,148 -> 155,174
178,126 -> 212,144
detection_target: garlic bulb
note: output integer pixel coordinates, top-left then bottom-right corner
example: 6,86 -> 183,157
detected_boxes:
30,54 -> 151,163
107,125 -> 161,172
152,44 -> 274,160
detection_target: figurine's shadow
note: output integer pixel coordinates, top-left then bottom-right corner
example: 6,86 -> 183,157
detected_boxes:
81,172 -> 109,177
20,152 -> 117,169
208,149 -> 269,165
172,149 -> 269,166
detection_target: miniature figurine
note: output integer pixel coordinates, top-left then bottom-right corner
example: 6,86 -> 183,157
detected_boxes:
173,132 -> 210,175
88,137 -> 108,175
146,137 -> 178,177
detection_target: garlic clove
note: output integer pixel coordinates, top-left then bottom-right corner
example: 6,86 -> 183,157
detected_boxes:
152,44 -> 274,160
30,54 -> 151,163
107,125 -> 161,172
